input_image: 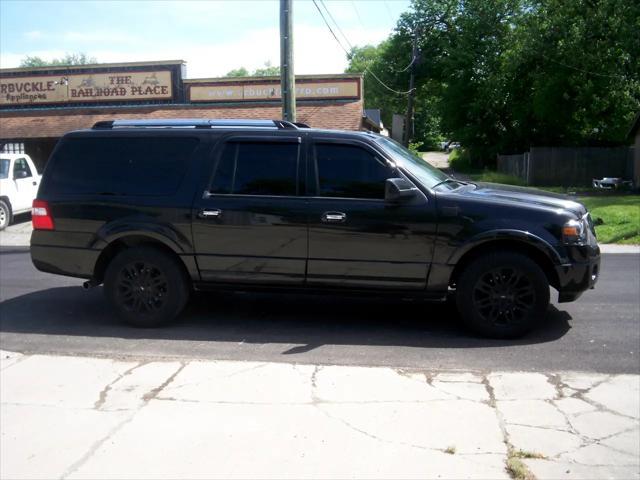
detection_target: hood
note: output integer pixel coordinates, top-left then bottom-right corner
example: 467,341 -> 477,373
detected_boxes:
458,182 -> 586,216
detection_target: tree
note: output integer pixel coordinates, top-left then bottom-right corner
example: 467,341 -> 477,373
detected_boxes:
19,53 -> 97,68
367,0 -> 640,164
251,61 -> 280,77
224,67 -> 249,77
224,62 -> 280,78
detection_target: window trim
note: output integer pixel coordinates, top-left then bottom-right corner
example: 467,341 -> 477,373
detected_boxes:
309,138 -> 396,200
206,136 -> 304,198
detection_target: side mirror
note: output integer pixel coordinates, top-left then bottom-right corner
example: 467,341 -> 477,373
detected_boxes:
14,170 -> 28,180
385,178 -> 418,203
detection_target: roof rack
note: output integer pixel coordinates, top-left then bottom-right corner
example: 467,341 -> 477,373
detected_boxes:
91,119 -> 301,130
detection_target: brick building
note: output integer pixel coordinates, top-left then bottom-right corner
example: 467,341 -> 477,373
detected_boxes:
0,60 -> 369,171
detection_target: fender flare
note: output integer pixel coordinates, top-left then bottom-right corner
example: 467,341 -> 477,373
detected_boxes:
447,229 -> 563,266
91,221 -> 192,254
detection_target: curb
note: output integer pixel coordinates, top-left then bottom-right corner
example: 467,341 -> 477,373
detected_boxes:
598,244 -> 640,254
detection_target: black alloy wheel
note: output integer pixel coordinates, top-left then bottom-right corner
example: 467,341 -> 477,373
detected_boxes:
104,246 -> 190,327
472,266 -> 536,327
115,261 -> 169,315
456,252 -> 549,338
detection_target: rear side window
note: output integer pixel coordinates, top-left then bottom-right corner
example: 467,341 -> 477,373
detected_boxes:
315,143 -> 392,199
47,136 -> 199,196
210,141 -> 299,196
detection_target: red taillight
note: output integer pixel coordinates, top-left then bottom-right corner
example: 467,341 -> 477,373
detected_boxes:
32,199 -> 54,230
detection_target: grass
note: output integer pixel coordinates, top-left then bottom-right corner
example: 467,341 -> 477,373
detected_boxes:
579,195 -> 640,244
506,456 -> 536,480
444,445 -> 456,455
454,169 -> 640,245
512,450 -> 546,460
505,449 -> 542,479
466,171 -> 527,186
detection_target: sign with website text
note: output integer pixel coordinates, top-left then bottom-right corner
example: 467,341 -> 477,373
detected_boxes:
0,70 -> 173,105
189,79 -> 359,103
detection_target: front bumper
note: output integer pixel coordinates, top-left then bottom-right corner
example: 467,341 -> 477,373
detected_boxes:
555,244 -> 600,303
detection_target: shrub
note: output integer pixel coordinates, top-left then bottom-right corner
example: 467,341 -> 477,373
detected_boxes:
408,141 -> 424,157
449,148 -> 473,172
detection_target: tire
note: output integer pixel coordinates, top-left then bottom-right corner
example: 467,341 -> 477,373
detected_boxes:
104,246 -> 190,327
0,199 -> 11,231
456,252 -> 550,338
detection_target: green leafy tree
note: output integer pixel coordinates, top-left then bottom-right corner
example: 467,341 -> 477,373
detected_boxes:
224,62 -> 280,78
224,67 -> 249,77
19,53 -> 97,67
251,61 -> 280,77
349,0 -> 639,164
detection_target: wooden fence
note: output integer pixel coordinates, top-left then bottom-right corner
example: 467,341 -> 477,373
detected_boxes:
497,147 -> 634,187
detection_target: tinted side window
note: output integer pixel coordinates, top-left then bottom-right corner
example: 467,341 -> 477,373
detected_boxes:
315,143 -> 392,199
210,141 -> 299,196
14,158 -> 32,178
47,137 -> 198,196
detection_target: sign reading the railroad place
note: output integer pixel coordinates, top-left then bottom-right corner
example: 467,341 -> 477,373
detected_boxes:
0,71 -> 173,105
189,79 -> 359,102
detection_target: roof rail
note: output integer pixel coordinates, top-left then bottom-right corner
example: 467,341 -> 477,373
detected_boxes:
91,119 -> 301,130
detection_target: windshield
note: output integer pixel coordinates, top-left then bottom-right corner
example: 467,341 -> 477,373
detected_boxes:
0,159 -> 9,179
374,136 -> 450,189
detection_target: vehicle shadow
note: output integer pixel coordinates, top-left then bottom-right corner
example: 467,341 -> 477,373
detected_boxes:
10,213 -> 31,225
0,286 -> 571,352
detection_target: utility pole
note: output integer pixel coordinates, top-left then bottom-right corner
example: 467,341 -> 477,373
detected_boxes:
280,0 -> 296,122
403,33 -> 418,146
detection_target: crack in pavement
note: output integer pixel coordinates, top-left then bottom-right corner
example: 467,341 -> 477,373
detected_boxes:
60,362 -> 186,480
93,362 -> 146,410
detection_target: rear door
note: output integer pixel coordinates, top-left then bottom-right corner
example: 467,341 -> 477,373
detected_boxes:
192,135 -> 308,284
306,138 -> 436,289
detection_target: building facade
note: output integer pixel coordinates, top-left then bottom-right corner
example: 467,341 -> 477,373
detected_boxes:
0,60 -> 366,170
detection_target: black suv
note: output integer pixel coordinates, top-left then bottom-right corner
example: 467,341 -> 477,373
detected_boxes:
30,119 -> 600,337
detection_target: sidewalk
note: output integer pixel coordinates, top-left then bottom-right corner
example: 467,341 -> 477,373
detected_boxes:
1,351 -> 638,479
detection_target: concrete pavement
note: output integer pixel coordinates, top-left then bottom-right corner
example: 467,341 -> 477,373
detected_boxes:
1,350 -> 638,479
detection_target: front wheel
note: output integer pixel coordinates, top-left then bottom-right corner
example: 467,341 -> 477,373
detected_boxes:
104,246 -> 190,327
456,252 -> 550,338
0,199 -> 11,231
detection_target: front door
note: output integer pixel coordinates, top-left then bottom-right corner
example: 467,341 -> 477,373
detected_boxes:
192,135 -> 308,285
12,157 -> 38,211
306,140 -> 437,289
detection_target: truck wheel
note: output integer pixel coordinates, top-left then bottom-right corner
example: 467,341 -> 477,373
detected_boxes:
456,252 -> 549,338
0,199 -> 11,230
104,246 -> 190,328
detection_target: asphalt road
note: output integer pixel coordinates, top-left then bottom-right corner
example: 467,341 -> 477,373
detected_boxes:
1,247 -> 638,373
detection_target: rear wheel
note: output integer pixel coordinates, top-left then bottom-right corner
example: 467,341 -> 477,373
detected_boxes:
0,200 -> 11,231
104,246 -> 190,327
456,252 -> 549,338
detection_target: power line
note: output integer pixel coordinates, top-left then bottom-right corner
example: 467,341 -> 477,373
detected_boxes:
311,0 -> 415,96
350,0 -> 365,30
365,66 -> 416,95
541,53 -> 626,80
312,0 -> 350,57
319,0 -> 353,50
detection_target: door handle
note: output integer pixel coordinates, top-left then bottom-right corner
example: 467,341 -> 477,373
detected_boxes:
321,211 -> 347,223
32,181 -> 38,186
199,208 -> 222,219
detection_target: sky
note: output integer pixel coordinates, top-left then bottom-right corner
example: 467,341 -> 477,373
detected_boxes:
0,0 -> 411,78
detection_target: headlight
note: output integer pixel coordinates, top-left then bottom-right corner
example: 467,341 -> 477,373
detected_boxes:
562,217 -> 588,245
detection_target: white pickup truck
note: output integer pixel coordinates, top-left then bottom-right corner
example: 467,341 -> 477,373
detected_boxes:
0,154 -> 41,230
